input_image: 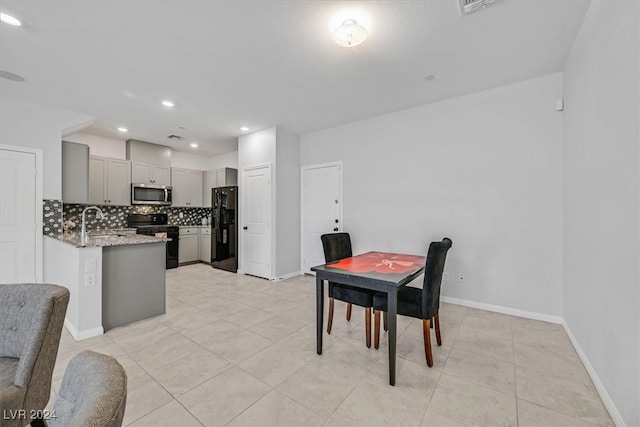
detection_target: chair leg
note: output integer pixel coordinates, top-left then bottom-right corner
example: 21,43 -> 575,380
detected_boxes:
383,311 -> 388,331
365,308 -> 371,348
327,297 -> 334,334
434,312 -> 442,346
374,310 -> 381,349
346,303 -> 352,321
423,319 -> 433,367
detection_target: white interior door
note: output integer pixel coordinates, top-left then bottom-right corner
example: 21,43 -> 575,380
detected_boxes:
301,162 -> 342,274
242,164 -> 272,279
0,147 -> 40,283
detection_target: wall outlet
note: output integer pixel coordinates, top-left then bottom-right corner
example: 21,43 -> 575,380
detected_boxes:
85,258 -> 96,273
85,273 -> 96,287
443,272 -> 449,281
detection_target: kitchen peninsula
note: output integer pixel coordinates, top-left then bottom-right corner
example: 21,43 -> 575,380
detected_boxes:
43,230 -> 168,340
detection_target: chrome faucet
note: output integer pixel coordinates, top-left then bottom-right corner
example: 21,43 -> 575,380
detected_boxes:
81,206 -> 105,244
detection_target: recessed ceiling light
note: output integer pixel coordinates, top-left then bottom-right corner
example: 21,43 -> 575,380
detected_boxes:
240,126 -> 249,132
117,127 -> 128,133
190,143 -> 198,148
161,100 -> 174,107
0,12 -> 22,27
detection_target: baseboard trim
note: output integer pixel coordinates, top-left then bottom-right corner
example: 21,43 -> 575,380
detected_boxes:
64,319 -> 103,341
440,296 -> 563,324
274,271 -> 302,281
562,321 -> 626,427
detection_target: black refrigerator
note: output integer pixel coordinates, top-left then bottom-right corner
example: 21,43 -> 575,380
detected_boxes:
211,186 -> 238,272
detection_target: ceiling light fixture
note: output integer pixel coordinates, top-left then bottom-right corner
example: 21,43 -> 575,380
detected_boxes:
117,127 -> 128,133
161,100 -> 174,107
0,12 -> 22,26
240,126 -> 249,132
190,143 -> 198,148
332,19 -> 368,47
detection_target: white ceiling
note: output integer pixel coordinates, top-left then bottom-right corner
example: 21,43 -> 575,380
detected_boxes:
0,1 -> 590,156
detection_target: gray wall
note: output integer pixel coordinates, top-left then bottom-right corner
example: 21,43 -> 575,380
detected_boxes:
301,73 -> 564,318
275,127 -> 301,277
563,1 -> 640,425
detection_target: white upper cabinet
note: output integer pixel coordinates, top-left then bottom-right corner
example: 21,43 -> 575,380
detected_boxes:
89,156 -> 131,205
171,167 -> 203,207
132,161 -> 171,186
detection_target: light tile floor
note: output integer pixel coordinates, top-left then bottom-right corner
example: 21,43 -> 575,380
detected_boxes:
49,264 -> 613,426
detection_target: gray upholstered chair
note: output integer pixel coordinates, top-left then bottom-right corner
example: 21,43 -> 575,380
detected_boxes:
0,284 -> 70,427
49,350 -> 127,427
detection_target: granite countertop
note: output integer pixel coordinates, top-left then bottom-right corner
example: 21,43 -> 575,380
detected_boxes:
47,230 -> 169,248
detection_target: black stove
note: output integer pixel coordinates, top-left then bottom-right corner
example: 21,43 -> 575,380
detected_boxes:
127,214 -> 179,269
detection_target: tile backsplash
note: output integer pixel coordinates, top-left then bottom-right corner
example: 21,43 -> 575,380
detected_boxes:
43,199 -> 63,236
43,200 -> 211,236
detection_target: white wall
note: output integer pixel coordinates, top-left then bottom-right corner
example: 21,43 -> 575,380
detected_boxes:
301,73 -> 564,317
63,133 -> 125,159
275,127 -> 300,277
207,151 -> 238,170
171,150 -> 210,171
65,132 -> 236,172
563,1 -> 639,425
0,97 -> 94,199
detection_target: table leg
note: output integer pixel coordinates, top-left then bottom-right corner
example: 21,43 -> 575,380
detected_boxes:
388,288 -> 398,386
316,275 -> 324,355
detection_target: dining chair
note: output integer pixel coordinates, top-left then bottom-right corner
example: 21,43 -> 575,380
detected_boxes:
321,232 -> 377,347
373,237 -> 452,367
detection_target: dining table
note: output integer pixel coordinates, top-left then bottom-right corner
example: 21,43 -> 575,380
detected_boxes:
311,251 -> 426,386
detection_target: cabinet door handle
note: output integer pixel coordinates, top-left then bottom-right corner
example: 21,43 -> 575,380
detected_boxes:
243,226 -> 248,230
333,227 -> 339,231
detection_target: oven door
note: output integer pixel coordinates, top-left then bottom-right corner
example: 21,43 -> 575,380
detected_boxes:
132,184 -> 172,205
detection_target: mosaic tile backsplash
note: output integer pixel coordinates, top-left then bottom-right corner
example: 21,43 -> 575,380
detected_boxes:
43,199 -> 63,236
43,200 -> 212,236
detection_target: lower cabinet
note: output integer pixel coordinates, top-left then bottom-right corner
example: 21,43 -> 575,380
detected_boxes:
200,227 -> 211,263
179,227 -> 199,264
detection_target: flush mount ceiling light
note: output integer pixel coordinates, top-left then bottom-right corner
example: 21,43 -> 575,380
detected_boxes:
332,19 -> 368,47
190,143 -> 198,148
161,100 -> 174,107
0,12 -> 22,26
117,127 -> 128,133
240,126 -> 249,132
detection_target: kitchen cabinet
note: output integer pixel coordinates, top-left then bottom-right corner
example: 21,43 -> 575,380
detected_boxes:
203,167 -> 237,207
131,161 -> 170,186
89,156 -> 131,206
171,167 -> 203,207
62,141 -> 89,204
179,227 -> 199,264
199,227 -> 211,263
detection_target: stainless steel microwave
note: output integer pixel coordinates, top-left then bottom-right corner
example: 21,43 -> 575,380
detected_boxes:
131,183 -> 172,205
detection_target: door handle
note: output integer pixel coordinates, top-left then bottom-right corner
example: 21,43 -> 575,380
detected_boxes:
243,226 -> 248,230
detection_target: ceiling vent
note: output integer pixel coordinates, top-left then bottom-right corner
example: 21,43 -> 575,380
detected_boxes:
458,0 -> 497,16
166,134 -> 184,140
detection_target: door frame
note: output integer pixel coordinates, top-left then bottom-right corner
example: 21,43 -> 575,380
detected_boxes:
300,161 -> 343,274
239,163 -> 273,279
0,143 -> 44,283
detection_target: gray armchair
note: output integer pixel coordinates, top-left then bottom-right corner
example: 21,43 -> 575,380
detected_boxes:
0,284 -> 70,427
49,350 -> 127,427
